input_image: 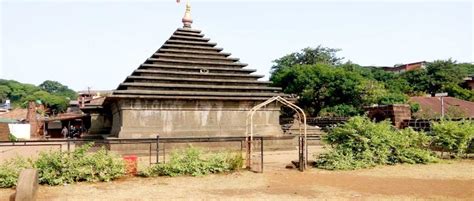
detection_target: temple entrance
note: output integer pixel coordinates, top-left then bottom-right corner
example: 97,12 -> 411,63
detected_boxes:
245,96 -> 308,172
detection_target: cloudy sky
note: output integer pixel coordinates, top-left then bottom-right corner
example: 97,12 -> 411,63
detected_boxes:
1,0 -> 472,90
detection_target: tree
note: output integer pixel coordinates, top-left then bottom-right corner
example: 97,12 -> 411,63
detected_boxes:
0,79 -> 75,111
39,80 -> 77,99
21,91 -> 69,113
270,45 -> 344,78
400,69 -> 430,94
357,80 -> 388,106
442,83 -> 474,101
0,85 -> 11,102
457,62 -> 474,75
425,59 -> 467,95
272,64 -> 365,116
0,79 -> 41,102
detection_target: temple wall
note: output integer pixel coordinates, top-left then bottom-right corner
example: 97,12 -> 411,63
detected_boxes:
87,112 -> 112,134
109,99 -> 283,138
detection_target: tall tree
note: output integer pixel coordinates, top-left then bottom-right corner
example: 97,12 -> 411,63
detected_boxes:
39,80 -> 77,99
425,60 -> 467,95
272,64 -> 365,116
270,45 -> 344,78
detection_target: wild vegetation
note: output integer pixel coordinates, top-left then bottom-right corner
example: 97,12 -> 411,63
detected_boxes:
0,79 -> 77,113
314,116 -> 438,170
140,147 -> 243,177
0,143 -> 125,188
314,116 -> 473,170
270,46 -> 474,117
430,120 -> 474,157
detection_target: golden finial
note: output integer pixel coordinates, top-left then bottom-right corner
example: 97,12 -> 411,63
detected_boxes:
182,0 -> 193,28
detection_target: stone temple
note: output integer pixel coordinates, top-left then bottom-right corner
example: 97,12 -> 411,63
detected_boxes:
102,3 -> 285,138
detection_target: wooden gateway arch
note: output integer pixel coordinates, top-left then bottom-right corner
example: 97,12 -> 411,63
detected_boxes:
245,96 -> 308,171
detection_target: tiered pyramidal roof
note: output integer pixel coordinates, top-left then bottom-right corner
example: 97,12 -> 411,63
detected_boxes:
109,30 -> 284,101
109,3 -> 284,101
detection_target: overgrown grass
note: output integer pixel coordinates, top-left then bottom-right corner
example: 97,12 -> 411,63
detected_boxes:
314,116 -> 438,170
139,147 -> 243,177
0,143 -> 125,188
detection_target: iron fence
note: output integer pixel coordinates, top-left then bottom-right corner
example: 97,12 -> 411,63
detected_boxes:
0,136 -> 287,172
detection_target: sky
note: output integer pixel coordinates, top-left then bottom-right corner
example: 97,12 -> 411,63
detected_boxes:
1,0 -> 473,91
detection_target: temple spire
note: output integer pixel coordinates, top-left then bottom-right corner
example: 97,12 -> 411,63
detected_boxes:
182,0 -> 193,28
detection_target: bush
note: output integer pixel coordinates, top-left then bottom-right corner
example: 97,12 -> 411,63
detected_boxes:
319,104 -> 360,117
34,143 -> 126,185
0,157 -> 32,188
314,116 -> 438,170
430,120 -> 474,157
140,147 -> 243,177
0,143 -> 125,188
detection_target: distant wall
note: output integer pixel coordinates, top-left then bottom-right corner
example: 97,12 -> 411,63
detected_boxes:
87,112 -> 112,134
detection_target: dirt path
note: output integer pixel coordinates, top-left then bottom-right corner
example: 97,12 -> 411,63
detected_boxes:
1,151 -> 473,200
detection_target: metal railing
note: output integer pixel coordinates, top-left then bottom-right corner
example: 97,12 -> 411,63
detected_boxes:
0,135 -> 300,173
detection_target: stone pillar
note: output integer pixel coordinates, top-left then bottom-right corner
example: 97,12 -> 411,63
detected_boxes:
11,169 -> 39,201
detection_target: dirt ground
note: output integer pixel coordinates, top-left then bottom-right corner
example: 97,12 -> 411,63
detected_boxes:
1,148 -> 473,201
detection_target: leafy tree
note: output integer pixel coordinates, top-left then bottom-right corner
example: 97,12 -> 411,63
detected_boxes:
400,69 -> 431,94
272,64 -> 365,116
378,92 -> 408,105
0,79 -> 41,103
357,80 -> 388,105
270,45 -> 344,78
319,104 -> 359,117
39,80 -> 77,99
0,85 -> 11,102
21,91 -> 69,113
457,62 -> 474,75
425,59 -> 467,95
442,83 -> 474,101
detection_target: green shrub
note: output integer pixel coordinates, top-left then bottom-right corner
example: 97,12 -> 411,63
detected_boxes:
0,143 -> 125,188
430,120 -> 474,157
35,144 -> 125,185
315,116 -> 438,170
0,157 -> 32,188
34,143 -> 125,185
140,147 -> 243,177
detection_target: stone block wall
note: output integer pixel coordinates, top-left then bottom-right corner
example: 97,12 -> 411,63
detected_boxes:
366,104 -> 411,128
108,99 -> 283,138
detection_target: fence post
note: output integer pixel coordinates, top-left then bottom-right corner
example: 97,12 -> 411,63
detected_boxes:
299,136 -> 304,172
156,135 -> 160,164
260,137 -> 263,173
67,139 -> 70,152
305,136 -> 308,170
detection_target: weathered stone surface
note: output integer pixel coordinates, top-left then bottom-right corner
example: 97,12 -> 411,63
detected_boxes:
109,99 -> 282,138
14,169 -> 39,201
